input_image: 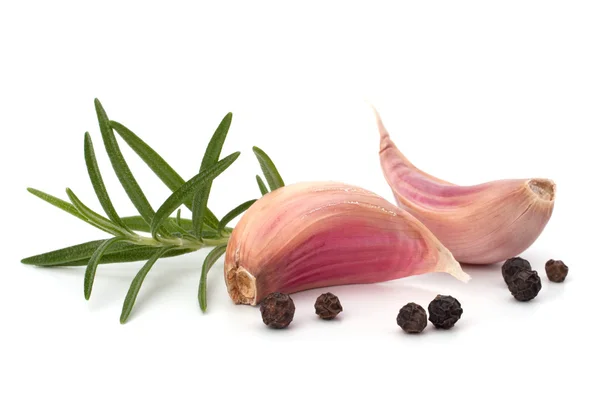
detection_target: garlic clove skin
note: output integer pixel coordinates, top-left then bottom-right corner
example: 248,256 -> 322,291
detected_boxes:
376,108 -> 555,264
224,182 -> 469,306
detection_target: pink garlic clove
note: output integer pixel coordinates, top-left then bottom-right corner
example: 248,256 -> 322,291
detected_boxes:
376,108 -> 555,264
224,181 -> 469,305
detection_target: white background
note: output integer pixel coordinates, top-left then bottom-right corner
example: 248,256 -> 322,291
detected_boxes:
1,1 -> 599,419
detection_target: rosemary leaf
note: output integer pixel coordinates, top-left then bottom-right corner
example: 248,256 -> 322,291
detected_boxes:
217,199 -> 256,233
252,146 -> 285,191
256,175 -> 269,196
176,209 -> 182,226
84,237 -> 128,300
199,245 -> 227,312
110,120 -> 220,229
151,152 -> 240,238
27,188 -> 87,222
120,246 -> 176,324
192,113 -> 232,237
23,240 -> 141,266
94,99 -> 158,228
66,188 -> 129,236
22,240 -> 196,267
22,240 -> 119,266
63,247 -> 195,266
84,132 -> 131,232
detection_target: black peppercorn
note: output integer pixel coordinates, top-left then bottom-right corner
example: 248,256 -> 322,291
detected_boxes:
428,295 -> 463,329
314,292 -> 343,320
507,269 -> 541,301
501,257 -> 531,284
396,302 -> 427,333
260,292 -> 295,329
545,259 -> 568,283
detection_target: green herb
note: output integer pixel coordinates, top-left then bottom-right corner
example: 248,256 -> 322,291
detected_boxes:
22,99 -> 284,323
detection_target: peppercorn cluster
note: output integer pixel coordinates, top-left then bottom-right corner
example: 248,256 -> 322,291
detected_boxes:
501,256 -> 568,302
260,291 -> 344,329
260,255 -> 569,332
396,295 -> 463,333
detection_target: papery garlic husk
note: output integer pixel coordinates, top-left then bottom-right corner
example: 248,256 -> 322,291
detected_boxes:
224,181 -> 469,305
376,109 -> 555,264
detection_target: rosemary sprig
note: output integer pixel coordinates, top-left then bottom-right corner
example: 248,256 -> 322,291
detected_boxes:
22,99 -> 284,323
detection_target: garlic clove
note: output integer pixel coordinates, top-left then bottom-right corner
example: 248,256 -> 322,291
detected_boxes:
224,182 -> 469,306
376,108 -> 555,264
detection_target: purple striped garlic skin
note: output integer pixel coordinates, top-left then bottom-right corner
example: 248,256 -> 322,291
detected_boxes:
224,182 -> 469,306
376,109 -> 555,265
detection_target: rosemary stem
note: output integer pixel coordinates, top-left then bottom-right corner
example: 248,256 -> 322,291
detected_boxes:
127,232 -> 230,250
